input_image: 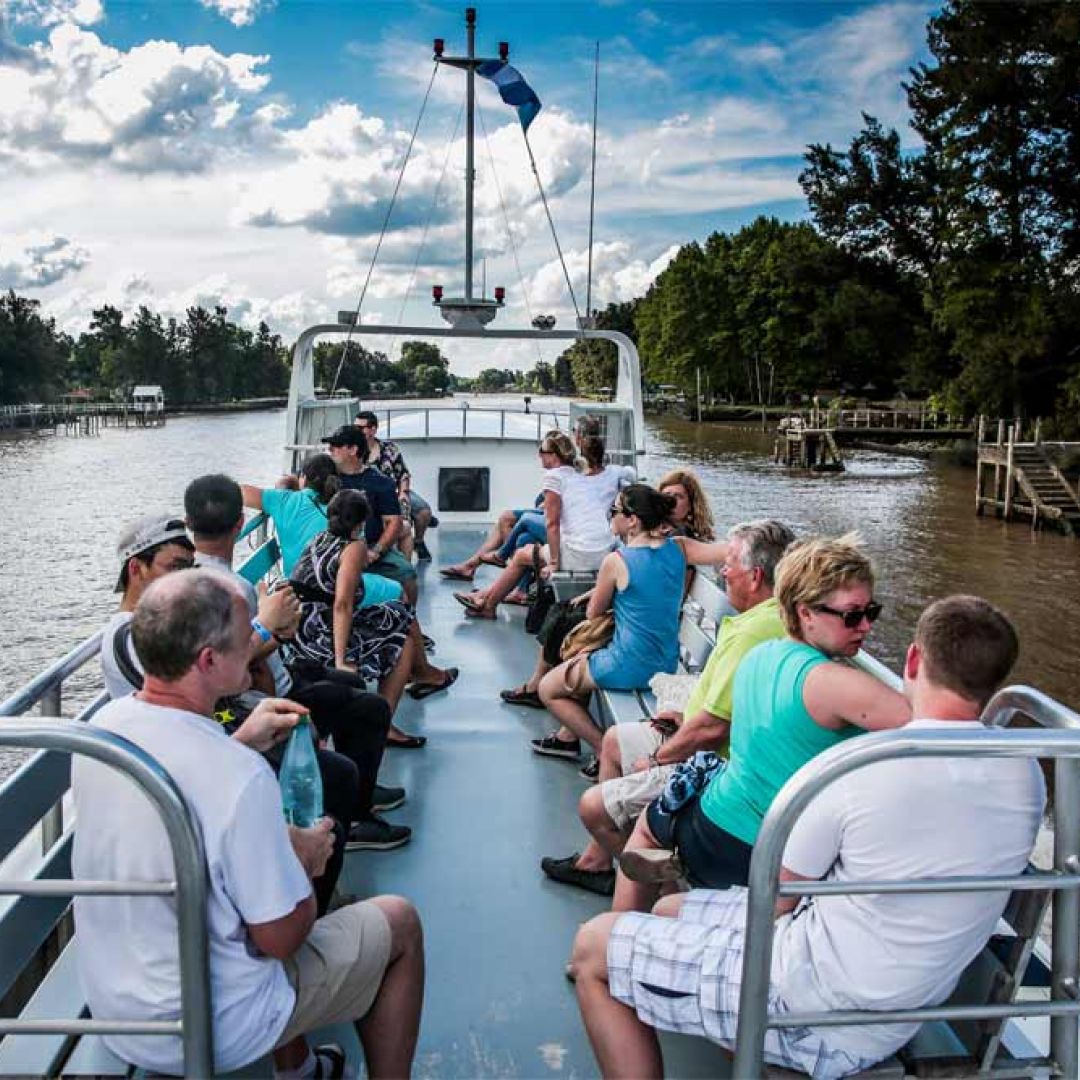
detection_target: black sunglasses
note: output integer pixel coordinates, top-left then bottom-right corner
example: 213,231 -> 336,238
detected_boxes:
812,601 -> 883,629
607,502 -> 627,520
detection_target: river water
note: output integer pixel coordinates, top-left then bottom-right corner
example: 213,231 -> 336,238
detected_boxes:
1,405 -> 1078,778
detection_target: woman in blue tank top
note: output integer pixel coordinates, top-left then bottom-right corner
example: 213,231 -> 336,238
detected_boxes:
614,533 -> 912,914
532,485 -> 735,761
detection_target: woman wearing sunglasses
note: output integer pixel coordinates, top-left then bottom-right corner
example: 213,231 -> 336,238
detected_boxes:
614,533 -> 911,912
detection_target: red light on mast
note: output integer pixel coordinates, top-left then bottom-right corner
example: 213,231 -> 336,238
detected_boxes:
498,41 -> 509,61
432,285 -> 444,302
433,38 -> 444,57
494,286 -> 505,302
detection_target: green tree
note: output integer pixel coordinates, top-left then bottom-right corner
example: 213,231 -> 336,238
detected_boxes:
0,291 -> 69,403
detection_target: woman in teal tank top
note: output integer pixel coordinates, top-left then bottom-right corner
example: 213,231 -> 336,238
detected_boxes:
615,533 -> 911,913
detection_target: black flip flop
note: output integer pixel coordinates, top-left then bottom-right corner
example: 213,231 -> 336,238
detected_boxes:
386,734 -> 427,749
407,667 -> 460,700
439,567 -> 474,582
453,591 -> 485,612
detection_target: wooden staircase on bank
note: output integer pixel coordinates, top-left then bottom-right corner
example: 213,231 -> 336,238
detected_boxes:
1010,446 -> 1080,535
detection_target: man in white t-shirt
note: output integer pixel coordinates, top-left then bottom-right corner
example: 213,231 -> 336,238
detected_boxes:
74,569 -> 424,1078
570,595 -> 1045,1079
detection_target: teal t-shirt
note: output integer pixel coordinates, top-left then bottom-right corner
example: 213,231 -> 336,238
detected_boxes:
261,487 -> 402,606
699,638 -> 859,845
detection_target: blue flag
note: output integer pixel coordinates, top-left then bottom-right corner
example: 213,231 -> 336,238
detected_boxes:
477,60 -> 542,132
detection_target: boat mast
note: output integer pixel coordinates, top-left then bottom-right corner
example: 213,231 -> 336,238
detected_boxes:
583,41 -> 599,329
432,8 -> 506,329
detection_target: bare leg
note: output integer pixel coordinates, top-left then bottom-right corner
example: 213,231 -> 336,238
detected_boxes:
571,913 -> 663,1080
539,663 -> 602,754
398,524 -> 415,561
379,631 -> 416,717
413,507 -> 433,547
272,1035 -> 309,1073
475,545 -> 536,615
407,621 -> 449,685
612,813 -> 666,913
358,896 -> 424,1079
444,511 -> 514,576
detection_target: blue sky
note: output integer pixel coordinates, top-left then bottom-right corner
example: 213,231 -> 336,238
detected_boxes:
0,0 -> 935,372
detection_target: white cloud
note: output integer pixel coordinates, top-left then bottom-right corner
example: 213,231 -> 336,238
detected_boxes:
6,0 -> 102,27
199,0 -> 270,28
529,240 -> 678,310
0,22 -> 272,172
0,232 -> 89,287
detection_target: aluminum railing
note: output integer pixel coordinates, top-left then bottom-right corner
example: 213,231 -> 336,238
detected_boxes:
733,684 -> 1080,1078
0,719 -> 214,1075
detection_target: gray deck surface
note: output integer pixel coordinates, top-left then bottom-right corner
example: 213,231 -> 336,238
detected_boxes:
323,527 -> 722,1079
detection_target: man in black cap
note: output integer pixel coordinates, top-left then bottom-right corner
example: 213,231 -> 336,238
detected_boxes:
322,426 -> 419,604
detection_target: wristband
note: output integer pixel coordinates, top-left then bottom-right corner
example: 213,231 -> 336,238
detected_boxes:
251,618 -> 273,644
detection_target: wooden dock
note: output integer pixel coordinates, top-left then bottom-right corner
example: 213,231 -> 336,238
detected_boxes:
0,402 -> 165,436
975,418 -> 1080,536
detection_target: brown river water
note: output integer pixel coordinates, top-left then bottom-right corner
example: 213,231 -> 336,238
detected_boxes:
0,405 -> 1077,778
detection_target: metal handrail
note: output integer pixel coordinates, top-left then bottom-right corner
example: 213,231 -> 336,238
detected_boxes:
0,719 -> 214,1075
733,688 -> 1080,1078
0,632 -> 102,717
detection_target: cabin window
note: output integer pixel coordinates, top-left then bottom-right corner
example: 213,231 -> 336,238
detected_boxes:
438,467 -> 490,513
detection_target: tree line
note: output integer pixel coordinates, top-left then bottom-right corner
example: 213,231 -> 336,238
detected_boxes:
0,293 -> 292,406
547,0 -> 1080,431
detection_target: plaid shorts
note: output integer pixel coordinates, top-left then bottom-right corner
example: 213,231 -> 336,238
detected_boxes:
608,888 -> 876,1080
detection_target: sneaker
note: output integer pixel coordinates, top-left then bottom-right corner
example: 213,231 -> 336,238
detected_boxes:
531,734 -> 581,759
345,816 -> 412,851
618,847 -> 684,884
416,539 -> 432,561
313,1042 -> 351,1078
579,757 -> 600,782
541,853 -> 616,896
371,784 -> 406,812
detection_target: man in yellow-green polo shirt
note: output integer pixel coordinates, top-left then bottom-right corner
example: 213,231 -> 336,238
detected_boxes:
540,520 -> 795,896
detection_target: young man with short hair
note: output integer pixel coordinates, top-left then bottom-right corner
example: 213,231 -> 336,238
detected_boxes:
74,570 -> 424,1079
354,410 -> 437,561
570,595 -> 1044,1079
184,473 -> 412,853
322,426 -> 419,603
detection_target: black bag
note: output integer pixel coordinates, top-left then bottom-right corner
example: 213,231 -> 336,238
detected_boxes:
524,545 -> 554,634
537,599 -> 588,665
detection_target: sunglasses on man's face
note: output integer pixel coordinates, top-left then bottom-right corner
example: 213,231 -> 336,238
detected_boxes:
607,502 -> 627,520
811,601 -> 883,629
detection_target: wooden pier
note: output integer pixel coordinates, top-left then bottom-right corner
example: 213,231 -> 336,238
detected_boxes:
774,419 -> 845,470
0,401 -> 165,436
975,418 -> 1080,536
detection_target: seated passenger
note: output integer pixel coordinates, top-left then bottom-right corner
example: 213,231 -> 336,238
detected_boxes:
500,469 -> 720,709
530,486 -> 733,761
241,453 -> 405,605
541,520 -> 793,896
440,431 -> 575,582
322,426 -> 419,605
186,474 -> 411,852
286,490 -> 457,748
454,434 -> 635,618
571,595 -> 1043,1080
100,515 -> 369,902
613,534 -> 910,913
353,410 -> 437,562
74,569 -> 423,1078
655,468 -> 715,541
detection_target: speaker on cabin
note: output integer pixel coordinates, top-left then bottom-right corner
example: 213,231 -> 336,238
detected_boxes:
438,467 -> 490,513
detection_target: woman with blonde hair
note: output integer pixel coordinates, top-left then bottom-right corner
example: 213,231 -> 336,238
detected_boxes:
614,532 -> 911,912
656,468 -> 714,541
440,431 -> 576,582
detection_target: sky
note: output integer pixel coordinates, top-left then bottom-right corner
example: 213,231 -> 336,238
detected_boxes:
0,0 -> 935,375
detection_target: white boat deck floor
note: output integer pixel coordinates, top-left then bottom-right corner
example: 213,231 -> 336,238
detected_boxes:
323,526 -> 723,1079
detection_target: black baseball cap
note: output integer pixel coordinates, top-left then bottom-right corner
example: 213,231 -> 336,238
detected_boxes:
322,425 -> 366,448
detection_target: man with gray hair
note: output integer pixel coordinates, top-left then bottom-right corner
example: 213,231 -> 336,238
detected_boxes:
73,569 -> 424,1079
541,520 -> 794,896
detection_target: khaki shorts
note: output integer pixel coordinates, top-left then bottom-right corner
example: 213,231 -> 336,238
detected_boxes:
277,901 -> 392,1045
601,724 -> 674,831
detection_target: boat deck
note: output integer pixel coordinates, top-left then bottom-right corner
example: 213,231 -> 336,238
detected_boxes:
311,526 -> 720,1078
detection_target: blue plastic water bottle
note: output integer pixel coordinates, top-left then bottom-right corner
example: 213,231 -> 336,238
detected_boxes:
279,716 -> 324,827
